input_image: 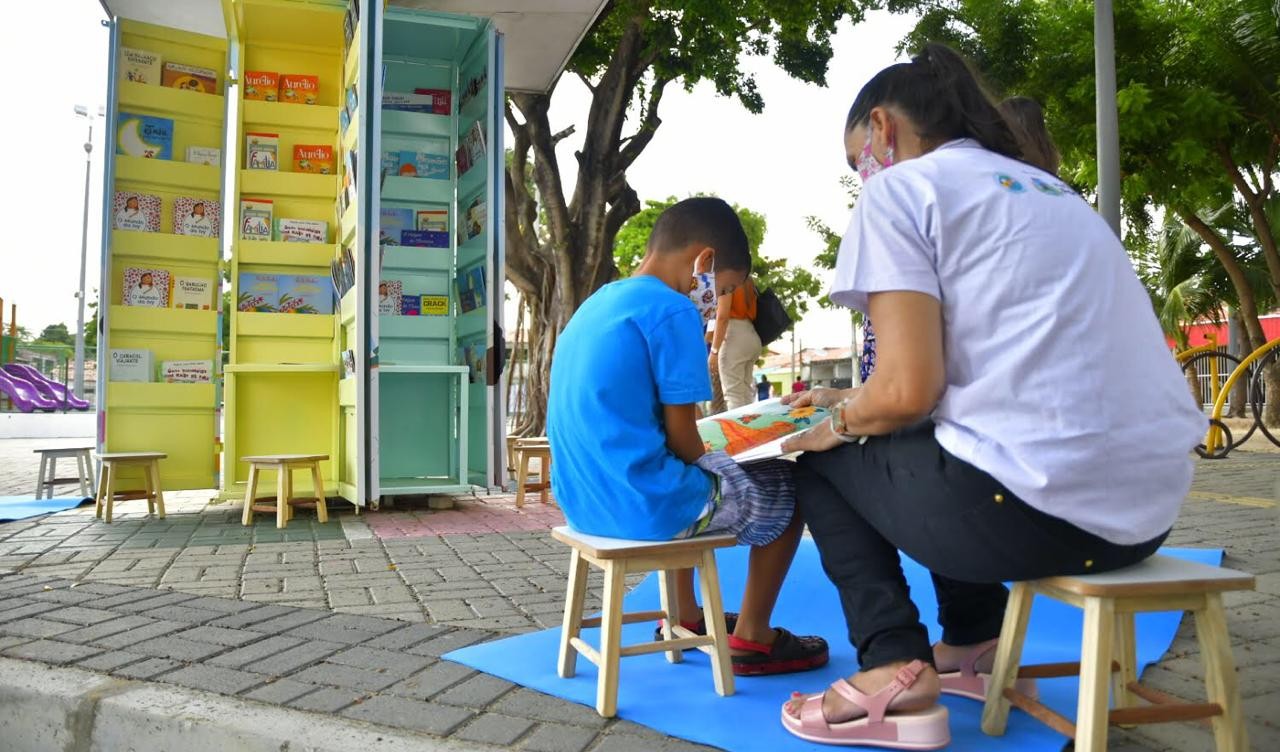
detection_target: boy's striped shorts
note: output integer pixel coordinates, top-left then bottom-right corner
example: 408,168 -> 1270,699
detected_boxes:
677,450 -> 796,547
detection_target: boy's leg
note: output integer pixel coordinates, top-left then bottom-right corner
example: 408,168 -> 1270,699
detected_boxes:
733,509 -> 803,647
675,567 -> 701,617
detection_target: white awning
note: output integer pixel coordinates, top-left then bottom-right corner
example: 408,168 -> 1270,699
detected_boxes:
101,0 -> 609,93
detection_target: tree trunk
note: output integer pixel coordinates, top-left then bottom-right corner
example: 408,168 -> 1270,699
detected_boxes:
1228,309 -> 1249,418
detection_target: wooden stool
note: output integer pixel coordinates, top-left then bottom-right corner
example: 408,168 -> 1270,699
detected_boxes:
982,554 -> 1256,752
94,452 -> 166,524
552,525 -> 737,717
241,454 -> 329,529
514,437 -> 551,508
34,447 -> 94,499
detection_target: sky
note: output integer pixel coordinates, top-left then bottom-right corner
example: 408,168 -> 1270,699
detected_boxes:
0,2 -> 917,350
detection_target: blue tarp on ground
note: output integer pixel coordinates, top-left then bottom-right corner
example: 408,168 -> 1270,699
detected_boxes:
447,541 -> 1221,751
0,496 -> 93,522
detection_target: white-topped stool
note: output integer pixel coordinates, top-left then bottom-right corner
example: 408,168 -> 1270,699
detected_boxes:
983,554 -> 1255,752
34,446 -> 94,499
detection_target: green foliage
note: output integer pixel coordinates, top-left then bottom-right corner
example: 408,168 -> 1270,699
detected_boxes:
807,175 -> 859,309
613,195 -> 821,319
36,323 -> 73,347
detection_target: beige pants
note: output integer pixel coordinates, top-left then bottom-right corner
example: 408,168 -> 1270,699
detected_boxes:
719,318 -> 762,410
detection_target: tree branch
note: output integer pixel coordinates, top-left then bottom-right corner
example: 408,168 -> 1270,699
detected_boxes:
1178,206 -> 1266,343
575,71 -> 597,94
616,75 -> 670,175
1220,145 -> 1280,294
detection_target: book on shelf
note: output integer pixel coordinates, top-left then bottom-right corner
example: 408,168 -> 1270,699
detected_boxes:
245,132 -> 279,170
377,280 -> 402,316
119,47 -> 161,85
108,349 -> 153,382
243,71 -> 279,101
331,247 -> 356,300
463,196 -> 486,241
697,398 -> 833,464
379,207 -> 413,246
455,265 -> 486,314
421,295 -> 448,316
186,146 -> 221,167
345,84 -> 359,118
293,144 -> 334,174
416,209 -> 448,232
459,70 -> 487,111
458,343 -> 486,384
463,122 -> 486,165
172,276 -> 213,310
122,267 -> 170,308
343,7 -> 356,55
275,218 -> 327,244
173,197 -> 220,238
341,349 -> 356,378
112,192 -> 161,233
238,273 -> 281,312
401,230 -> 448,248
162,62 -> 218,94
281,74 -> 319,105
413,88 -> 451,114
239,199 -> 274,240
339,149 -> 358,215
384,150 -> 449,180
400,294 -> 420,316
116,113 -> 173,160
280,275 -> 334,314
381,91 -> 447,114
160,360 -> 213,384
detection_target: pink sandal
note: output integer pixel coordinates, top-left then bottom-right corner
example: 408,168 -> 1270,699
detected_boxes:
937,638 -> 1038,702
780,660 -> 950,749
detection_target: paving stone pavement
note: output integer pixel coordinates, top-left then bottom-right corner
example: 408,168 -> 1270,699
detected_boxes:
1,436 -> 1278,751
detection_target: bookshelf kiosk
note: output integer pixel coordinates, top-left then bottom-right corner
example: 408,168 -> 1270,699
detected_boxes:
368,6 -> 505,504
223,0 -> 364,505
96,12 -> 230,491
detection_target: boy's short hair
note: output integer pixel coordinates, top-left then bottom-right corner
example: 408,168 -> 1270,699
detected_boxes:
647,197 -> 752,271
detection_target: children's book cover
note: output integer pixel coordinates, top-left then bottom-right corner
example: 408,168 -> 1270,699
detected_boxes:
243,71 -> 279,101
116,113 -> 173,160
459,343 -> 486,384
281,275 -> 334,315
120,48 -> 161,85
239,199 -> 273,240
112,192 -> 161,233
467,266 -> 487,307
382,91 -> 441,113
463,197 -> 486,240
276,218 -> 328,244
400,295 -> 420,316
416,209 -> 448,232
186,146 -> 221,166
172,276 -> 213,310
421,295 -> 448,316
160,360 -> 214,383
412,88 -> 451,114
281,74 -> 320,105
238,273 -> 281,312
173,197 -> 220,238
109,349 -> 153,382
123,267 -> 171,308
379,207 -> 413,246
245,132 -> 279,171
293,144 -> 334,175
401,230 -> 449,248
455,271 -> 476,313
696,399 -> 831,464
162,62 -> 218,94
377,280 -> 402,316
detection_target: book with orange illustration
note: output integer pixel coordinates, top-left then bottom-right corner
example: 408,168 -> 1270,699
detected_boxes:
696,398 -> 829,464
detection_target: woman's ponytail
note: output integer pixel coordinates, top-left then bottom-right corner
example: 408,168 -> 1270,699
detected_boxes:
846,42 -> 1021,161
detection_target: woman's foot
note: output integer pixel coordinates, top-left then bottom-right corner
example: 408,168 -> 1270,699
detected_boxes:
933,640 -> 996,674
933,638 -> 1039,702
783,660 -> 941,723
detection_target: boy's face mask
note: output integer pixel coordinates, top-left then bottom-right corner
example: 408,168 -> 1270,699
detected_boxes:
689,270 -> 718,324
856,126 -> 895,183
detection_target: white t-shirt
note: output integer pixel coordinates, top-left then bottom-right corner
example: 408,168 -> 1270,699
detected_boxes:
831,139 -> 1204,545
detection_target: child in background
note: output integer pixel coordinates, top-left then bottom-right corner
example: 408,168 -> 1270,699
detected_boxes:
548,197 -> 828,676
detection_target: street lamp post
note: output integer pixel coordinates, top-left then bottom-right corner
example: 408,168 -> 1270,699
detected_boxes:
73,105 -> 101,401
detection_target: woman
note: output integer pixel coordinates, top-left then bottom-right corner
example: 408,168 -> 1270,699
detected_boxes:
777,43 -> 1204,748
712,280 -> 762,409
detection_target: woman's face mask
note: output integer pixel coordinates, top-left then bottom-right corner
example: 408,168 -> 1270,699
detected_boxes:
856,126 -> 895,183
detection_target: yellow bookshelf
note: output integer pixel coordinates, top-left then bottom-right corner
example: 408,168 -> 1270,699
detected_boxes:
98,17 -> 228,492
223,0 -> 349,501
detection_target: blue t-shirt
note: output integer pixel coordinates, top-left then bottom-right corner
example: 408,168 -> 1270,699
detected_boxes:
547,275 -> 713,540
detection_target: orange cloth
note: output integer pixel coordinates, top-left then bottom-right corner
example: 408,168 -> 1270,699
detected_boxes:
728,281 -> 757,320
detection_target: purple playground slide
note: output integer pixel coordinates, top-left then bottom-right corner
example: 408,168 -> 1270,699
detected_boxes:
0,369 -> 58,412
2,364 -> 91,410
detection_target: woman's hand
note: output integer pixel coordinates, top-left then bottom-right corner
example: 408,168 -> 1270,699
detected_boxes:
783,387 -> 849,410
782,419 -> 846,455
708,351 -> 719,373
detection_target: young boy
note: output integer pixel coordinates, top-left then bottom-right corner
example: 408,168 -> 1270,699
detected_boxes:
548,197 -> 827,676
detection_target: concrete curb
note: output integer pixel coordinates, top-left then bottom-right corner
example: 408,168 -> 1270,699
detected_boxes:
0,658 -> 500,752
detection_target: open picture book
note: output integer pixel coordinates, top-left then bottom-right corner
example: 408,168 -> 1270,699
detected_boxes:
697,398 -> 830,464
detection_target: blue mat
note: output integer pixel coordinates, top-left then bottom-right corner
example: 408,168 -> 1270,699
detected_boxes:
0,496 -> 93,522
447,541 -> 1221,751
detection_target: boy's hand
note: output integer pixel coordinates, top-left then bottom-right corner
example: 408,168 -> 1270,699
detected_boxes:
782,419 -> 846,454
